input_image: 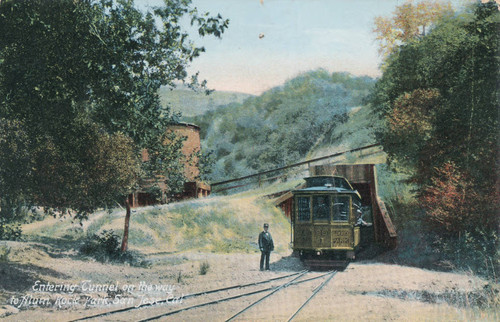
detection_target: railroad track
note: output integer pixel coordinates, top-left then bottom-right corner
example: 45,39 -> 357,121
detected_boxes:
286,270 -> 337,321
70,271 -> 303,321
71,270 -> 337,321
225,270 -> 337,322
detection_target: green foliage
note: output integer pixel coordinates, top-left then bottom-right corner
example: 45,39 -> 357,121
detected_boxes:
160,87 -> 252,118
192,149 -> 216,182
0,219 -> 22,241
373,1 -> 499,183
372,1 -> 499,275
80,230 -> 121,261
384,89 -> 440,175
432,229 -> 499,278
376,163 -> 420,228
79,229 -> 148,264
193,70 -> 374,181
321,105 -> 380,153
0,0 -> 228,224
80,230 -> 120,259
371,1 -> 499,236
0,244 -> 10,262
0,118 -> 32,223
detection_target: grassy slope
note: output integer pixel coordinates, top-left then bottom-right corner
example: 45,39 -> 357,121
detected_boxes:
22,192 -> 291,256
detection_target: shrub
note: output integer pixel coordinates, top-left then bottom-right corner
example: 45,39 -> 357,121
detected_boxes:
80,230 -> 118,260
420,162 -> 497,237
199,261 -> 210,275
432,229 -> 499,279
80,230 -> 152,267
0,244 -> 10,262
0,219 -> 22,241
80,230 -> 131,263
176,271 -> 184,283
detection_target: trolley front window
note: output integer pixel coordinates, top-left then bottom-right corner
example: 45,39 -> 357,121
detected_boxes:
297,197 -> 310,222
332,196 -> 350,222
313,195 -> 330,221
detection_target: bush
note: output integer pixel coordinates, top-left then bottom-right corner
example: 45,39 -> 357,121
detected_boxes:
199,261 -> 210,275
432,229 -> 499,279
0,219 -> 22,241
0,244 -> 11,262
420,162 -> 496,236
80,230 -> 133,264
80,230 -> 119,261
79,230 -> 152,267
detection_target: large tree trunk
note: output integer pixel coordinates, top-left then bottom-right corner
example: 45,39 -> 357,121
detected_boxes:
121,197 -> 131,252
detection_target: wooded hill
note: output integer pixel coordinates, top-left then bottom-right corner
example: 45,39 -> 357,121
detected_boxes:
159,86 -> 252,118
188,70 -> 376,183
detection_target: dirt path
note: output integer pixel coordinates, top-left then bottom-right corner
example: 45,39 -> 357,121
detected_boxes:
0,241 -> 497,321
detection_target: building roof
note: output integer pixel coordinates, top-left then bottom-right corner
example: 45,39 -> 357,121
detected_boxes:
168,122 -> 200,130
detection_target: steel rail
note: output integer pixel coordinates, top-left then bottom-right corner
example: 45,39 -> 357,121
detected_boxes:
224,270 -> 309,322
287,270 -> 337,321
137,271 -> 334,322
183,271 -> 303,299
69,271 -> 303,322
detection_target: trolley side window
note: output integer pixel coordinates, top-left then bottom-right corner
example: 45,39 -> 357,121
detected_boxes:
312,195 -> 330,221
332,196 -> 350,222
297,196 -> 311,222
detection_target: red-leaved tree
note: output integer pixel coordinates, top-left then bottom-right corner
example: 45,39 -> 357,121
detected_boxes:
420,162 -> 497,237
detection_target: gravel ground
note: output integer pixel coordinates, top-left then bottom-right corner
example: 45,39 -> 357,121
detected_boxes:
0,241 -> 498,321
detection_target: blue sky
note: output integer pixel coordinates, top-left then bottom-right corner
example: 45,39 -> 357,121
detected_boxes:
137,0 -> 472,94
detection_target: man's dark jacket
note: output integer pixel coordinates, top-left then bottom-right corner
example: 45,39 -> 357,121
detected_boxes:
258,231 -> 274,252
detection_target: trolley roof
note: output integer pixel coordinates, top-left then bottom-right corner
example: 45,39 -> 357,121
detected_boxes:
292,176 -> 360,198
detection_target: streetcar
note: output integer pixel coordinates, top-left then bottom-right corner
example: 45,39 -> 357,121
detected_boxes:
291,175 -> 374,265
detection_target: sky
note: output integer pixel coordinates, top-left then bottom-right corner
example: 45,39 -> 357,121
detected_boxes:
136,0 -> 473,95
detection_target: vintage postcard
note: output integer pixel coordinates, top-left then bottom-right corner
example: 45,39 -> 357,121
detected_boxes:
0,0 -> 498,321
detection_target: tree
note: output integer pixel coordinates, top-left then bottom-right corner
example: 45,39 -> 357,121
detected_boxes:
371,1 -> 499,237
383,88 -> 440,176
373,0 -> 452,62
0,0 -> 228,245
420,162 -> 495,237
0,119 -> 32,223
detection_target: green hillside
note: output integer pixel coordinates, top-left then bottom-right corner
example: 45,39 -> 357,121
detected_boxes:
159,86 -> 253,118
192,70 -> 376,183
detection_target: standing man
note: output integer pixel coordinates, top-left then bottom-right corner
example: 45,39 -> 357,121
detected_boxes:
259,223 -> 274,271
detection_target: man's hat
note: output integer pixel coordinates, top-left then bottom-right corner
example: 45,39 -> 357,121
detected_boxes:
263,223 -> 269,228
